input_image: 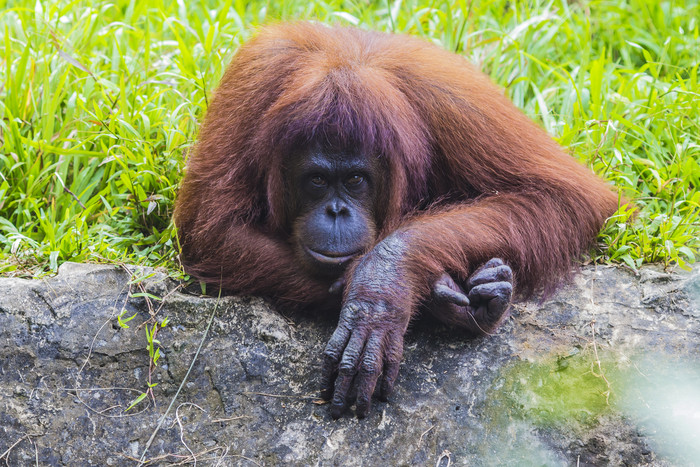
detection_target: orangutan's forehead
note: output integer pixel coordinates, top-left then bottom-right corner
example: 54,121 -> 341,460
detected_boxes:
295,149 -> 371,174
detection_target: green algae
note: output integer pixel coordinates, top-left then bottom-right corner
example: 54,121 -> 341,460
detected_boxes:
486,347 -> 614,432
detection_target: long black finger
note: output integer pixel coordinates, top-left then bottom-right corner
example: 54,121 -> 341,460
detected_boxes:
379,360 -> 400,402
378,331 -> 403,401
330,369 -> 354,419
434,283 -> 470,306
466,281 -> 513,335
355,331 -> 384,418
468,281 -> 513,332
330,330 -> 367,419
467,281 -> 513,304
320,322 -> 353,399
482,258 -> 505,269
468,265 -> 513,289
320,355 -> 338,401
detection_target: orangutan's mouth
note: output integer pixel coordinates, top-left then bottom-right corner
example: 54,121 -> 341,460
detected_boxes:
305,247 -> 360,265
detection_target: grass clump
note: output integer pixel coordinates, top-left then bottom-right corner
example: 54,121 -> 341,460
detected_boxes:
1,0 -> 699,277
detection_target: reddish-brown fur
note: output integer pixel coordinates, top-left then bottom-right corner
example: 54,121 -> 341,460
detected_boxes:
175,22 -> 619,310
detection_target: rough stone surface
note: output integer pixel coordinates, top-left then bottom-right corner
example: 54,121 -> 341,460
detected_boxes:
1,262 -> 698,465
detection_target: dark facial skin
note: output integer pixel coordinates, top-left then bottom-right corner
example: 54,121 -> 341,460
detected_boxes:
291,148 -> 378,279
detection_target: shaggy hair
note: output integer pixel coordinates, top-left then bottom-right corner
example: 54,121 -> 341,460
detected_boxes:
174,22 -> 619,307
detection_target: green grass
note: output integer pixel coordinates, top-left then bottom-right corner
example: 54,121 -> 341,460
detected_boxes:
1,0 -> 699,277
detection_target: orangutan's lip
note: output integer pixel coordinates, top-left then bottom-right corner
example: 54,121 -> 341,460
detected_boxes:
305,247 -> 360,265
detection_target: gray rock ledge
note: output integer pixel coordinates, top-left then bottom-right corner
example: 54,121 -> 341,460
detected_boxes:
1,262 -> 699,466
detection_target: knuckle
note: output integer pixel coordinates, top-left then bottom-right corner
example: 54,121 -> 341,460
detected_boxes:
497,265 -> 513,277
323,348 -> 342,361
488,258 -> 504,266
326,333 -> 346,349
342,301 -> 362,316
338,362 -> 357,374
332,395 -> 346,407
343,298 -> 373,314
359,360 -> 380,376
497,281 -> 513,294
335,321 -> 353,336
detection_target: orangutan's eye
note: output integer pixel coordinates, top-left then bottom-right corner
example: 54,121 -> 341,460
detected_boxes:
311,175 -> 327,187
345,174 -> 364,187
